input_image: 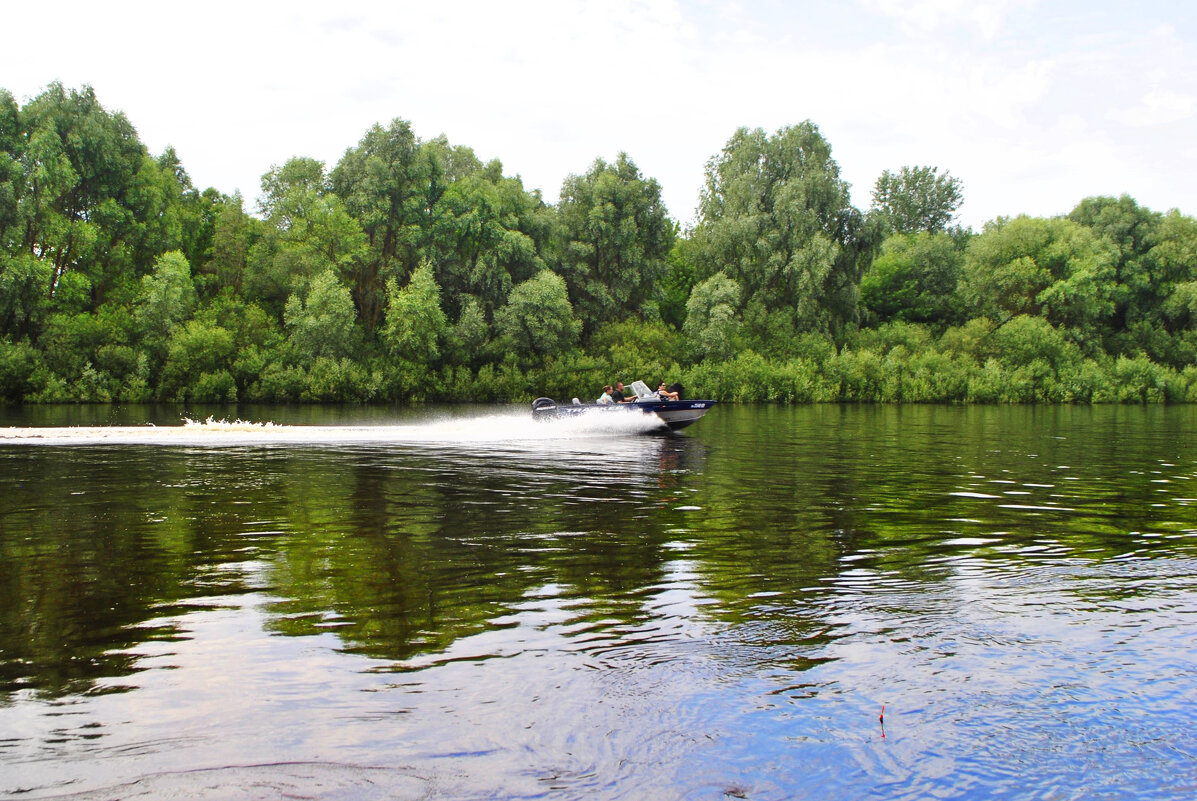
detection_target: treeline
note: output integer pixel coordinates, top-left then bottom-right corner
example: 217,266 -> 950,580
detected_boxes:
2,83 -> 1196,405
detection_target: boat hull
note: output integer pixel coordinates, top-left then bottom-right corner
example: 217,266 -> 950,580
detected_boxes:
531,398 -> 717,431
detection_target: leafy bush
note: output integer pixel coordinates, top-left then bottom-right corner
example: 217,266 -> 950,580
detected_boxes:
192,370 -> 238,403
157,320 -> 235,400
302,357 -> 377,403
376,358 -> 441,403
0,339 -> 37,403
1109,354 -> 1176,403
255,363 -> 307,402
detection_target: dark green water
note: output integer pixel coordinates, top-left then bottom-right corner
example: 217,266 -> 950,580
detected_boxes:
1,404 -> 1195,800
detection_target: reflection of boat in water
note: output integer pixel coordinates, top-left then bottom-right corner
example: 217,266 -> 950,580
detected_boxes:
531,381 -> 717,431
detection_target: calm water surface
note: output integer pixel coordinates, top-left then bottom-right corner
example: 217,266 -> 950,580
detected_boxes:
1,404 -> 1195,800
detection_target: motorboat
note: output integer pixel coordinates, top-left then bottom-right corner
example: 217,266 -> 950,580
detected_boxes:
530,381 -> 717,431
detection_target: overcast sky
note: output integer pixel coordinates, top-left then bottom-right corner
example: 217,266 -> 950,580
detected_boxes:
4,0 -> 1195,229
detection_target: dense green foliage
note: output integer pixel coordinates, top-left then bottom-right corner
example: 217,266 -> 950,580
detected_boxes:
872,165 -> 964,236
2,83 -> 1196,405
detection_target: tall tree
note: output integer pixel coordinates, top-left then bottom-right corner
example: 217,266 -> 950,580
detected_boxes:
960,216 -> 1117,351
872,166 -> 964,235
258,156 -> 328,222
381,261 -> 448,364
682,272 -> 743,361
691,123 -> 877,342
248,158 -> 366,320
0,89 -> 22,252
0,90 -> 46,341
209,192 -> 253,294
421,154 -> 547,321
17,84 -> 152,308
1067,195 -> 1166,350
283,269 -> 360,365
445,296 -> 490,368
554,153 -> 674,336
658,233 -> 697,330
493,270 -> 580,363
1149,211 -> 1197,365
0,252 -> 48,340
330,119 -> 427,335
860,232 -> 964,326
134,249 -> 197,355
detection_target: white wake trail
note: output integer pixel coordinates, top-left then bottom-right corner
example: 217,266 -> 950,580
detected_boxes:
0,409 -> 666,447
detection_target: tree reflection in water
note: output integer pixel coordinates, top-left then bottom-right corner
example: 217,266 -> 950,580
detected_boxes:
2,405 -> 1196,800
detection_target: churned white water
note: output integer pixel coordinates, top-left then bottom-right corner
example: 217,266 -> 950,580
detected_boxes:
0,409 -> 666,447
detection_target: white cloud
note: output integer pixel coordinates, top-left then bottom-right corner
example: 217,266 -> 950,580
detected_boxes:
867,0 -> 1038,39
1112,88 -> 1196,127
2,0 -> 1195,229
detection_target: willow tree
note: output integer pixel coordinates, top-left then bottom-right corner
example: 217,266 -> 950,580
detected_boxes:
283,269 -> 360,365
421,154 -> 548,322
960,216 -> 1117,353
1145,211 -> 1197,366
682,272 -> 742,361
554,153 -> 674,337
690,123 -> 877,347
493,270 -> 580,364
248,157 -> 366,321
13,84 -> 200,315
330,119 -> 426,336
1067,195 -> 1175,358
860,231 -> 964,326
872,165 -> 964,235
0,90 -> 47,340
0,89 -> 18,243
381,261 -> 447,364
134,250 -> 197,360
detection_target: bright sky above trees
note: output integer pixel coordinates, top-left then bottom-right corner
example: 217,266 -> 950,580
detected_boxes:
3,0 -> 1194,229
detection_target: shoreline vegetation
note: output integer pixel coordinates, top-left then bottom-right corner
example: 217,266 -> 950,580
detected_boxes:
2,83 -> 1196,406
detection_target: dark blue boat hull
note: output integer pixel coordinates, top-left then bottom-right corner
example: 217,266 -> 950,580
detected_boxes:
531,398 -> 717,430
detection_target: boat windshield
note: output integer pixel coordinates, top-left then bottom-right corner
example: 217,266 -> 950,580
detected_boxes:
628,380 -> 652,399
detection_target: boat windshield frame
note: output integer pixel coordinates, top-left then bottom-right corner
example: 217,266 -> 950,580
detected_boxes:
628,380 -> 652,399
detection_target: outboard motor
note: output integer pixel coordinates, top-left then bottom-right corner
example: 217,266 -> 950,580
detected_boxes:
531,397 -> 557,421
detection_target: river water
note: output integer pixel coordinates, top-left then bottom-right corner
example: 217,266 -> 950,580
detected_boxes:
1,403 -> 1195,800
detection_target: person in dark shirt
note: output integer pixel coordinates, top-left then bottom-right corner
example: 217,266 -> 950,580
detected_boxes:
610,382 -> 631,403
